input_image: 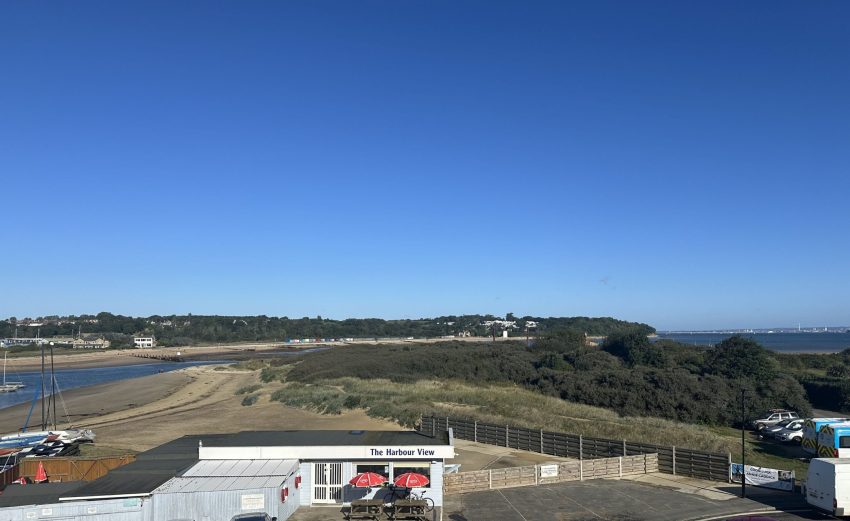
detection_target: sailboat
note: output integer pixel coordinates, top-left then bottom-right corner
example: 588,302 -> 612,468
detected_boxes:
0,351 -> 25,393
0,341 -> 95,453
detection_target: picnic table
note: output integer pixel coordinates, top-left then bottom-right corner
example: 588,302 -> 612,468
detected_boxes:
347,498 -> 385,520
389,499 -> 428,520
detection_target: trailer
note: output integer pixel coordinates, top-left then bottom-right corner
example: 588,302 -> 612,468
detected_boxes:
805,458 -> 850,517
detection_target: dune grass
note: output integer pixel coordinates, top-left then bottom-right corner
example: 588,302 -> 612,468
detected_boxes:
271,376 -> 744,455
245,358 -> 803,473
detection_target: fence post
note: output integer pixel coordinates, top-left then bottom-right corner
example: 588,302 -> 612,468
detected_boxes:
623,439 -> 627,456
489,469 -> 492,489
672,446 -> 676,476
446,416 -> 450,433
580,459 -> 583,481
505,425 -> 509,448
619,457 -> 623,478
431,417 -> 435,437
540,429 -> 544,453
579,435 -> 583,460
474,421 -> 478,443
535,465 -> 539,486
727,453 -> 732,483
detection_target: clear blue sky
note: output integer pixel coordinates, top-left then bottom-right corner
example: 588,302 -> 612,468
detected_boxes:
2,1 -> 848,330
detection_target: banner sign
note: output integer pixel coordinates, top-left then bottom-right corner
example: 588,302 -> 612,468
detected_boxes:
539,464 -> 558,478
729,463 -> 794,491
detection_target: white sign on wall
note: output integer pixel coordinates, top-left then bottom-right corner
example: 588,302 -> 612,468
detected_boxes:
241,493 -> 265,510
539,465 -> 558,478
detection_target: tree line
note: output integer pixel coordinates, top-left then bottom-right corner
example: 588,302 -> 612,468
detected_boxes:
0,312 -> 654,348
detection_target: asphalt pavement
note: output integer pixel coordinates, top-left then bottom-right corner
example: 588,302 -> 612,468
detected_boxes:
443,479 -> 834,521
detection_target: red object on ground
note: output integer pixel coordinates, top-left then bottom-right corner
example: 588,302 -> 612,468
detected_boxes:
34,462 -> 47,483
393,472 -> 430,488
349,472 -> 387,487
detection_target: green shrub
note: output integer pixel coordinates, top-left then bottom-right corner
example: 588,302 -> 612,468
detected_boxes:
241,394 -> 259,406
231,359 -> 267,371
236,384 -> 262,395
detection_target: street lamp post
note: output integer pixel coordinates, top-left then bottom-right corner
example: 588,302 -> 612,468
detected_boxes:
741,388 -> 746,498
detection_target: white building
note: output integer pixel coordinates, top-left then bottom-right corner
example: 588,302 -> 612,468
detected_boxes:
0,429 -> 455,520
133,337 -> 156,349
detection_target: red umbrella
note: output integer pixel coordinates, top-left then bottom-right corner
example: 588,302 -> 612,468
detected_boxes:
35,462 -> 48,483
349,472 -> 387,487
393,472 -> 429,488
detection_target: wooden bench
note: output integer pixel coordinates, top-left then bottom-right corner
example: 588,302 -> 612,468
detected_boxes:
347,499 -> 385,520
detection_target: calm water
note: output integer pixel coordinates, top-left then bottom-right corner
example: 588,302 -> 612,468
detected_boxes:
0,361 -> 223,412
656,332 -> 850,353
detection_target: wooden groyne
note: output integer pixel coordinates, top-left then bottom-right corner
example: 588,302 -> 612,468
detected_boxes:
130,352 -> 185,362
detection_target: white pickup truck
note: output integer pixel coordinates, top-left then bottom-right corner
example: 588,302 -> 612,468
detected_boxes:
805,458 -> 850,517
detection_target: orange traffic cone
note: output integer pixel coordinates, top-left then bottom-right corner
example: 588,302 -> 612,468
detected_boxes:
34,462 -> 47,483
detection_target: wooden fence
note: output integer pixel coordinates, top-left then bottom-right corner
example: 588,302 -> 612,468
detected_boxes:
421,415 -> 730,482
444,453 -> 658,494
6,455 -> 136,484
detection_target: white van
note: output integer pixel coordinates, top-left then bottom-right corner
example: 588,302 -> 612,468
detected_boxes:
805,458 -> 850,516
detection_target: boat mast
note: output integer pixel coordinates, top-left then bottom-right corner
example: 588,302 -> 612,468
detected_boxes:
49,342 -> 56,430
40,328 -> 45,431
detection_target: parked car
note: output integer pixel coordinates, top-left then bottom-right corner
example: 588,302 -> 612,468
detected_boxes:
774,420 -> 805,444
229,515 -> 277,521
764,418 -> 804,440
750,409 -> 799,431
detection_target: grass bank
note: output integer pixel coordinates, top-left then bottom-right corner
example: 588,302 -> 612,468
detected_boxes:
239,355 -> 810,475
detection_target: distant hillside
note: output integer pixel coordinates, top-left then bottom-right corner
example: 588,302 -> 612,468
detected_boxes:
0,312 -> 654,348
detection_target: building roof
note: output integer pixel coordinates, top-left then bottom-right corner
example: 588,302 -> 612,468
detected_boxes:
154,459 -> 298,493
182,458 -> 298,478
59,435 -> 204,501
0,482 -> 86,507
199,430 -> 450,448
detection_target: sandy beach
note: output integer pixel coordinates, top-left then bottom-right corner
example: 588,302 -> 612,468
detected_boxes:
2,343 -> 304,372
0,364 -> 398,453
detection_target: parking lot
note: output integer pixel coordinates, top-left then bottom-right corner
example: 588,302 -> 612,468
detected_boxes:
442,479 -> 834,521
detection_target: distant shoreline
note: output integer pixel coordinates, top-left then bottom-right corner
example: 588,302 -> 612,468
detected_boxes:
655,331 -> 850,354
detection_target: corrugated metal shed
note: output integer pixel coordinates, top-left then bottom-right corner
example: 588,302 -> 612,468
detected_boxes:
154,459 -> 297,493
183,459 -> 297,478
155,474 -> 283,492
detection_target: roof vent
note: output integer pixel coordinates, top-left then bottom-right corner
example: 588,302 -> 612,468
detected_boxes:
349,430 -> 365,435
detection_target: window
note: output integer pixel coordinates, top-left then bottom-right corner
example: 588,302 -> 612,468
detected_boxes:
839,436 -> 850,449
392,462 -> 431,488
355,463 -> 390,480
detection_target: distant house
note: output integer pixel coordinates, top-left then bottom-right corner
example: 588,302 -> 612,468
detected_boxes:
133,337 -> 156,349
